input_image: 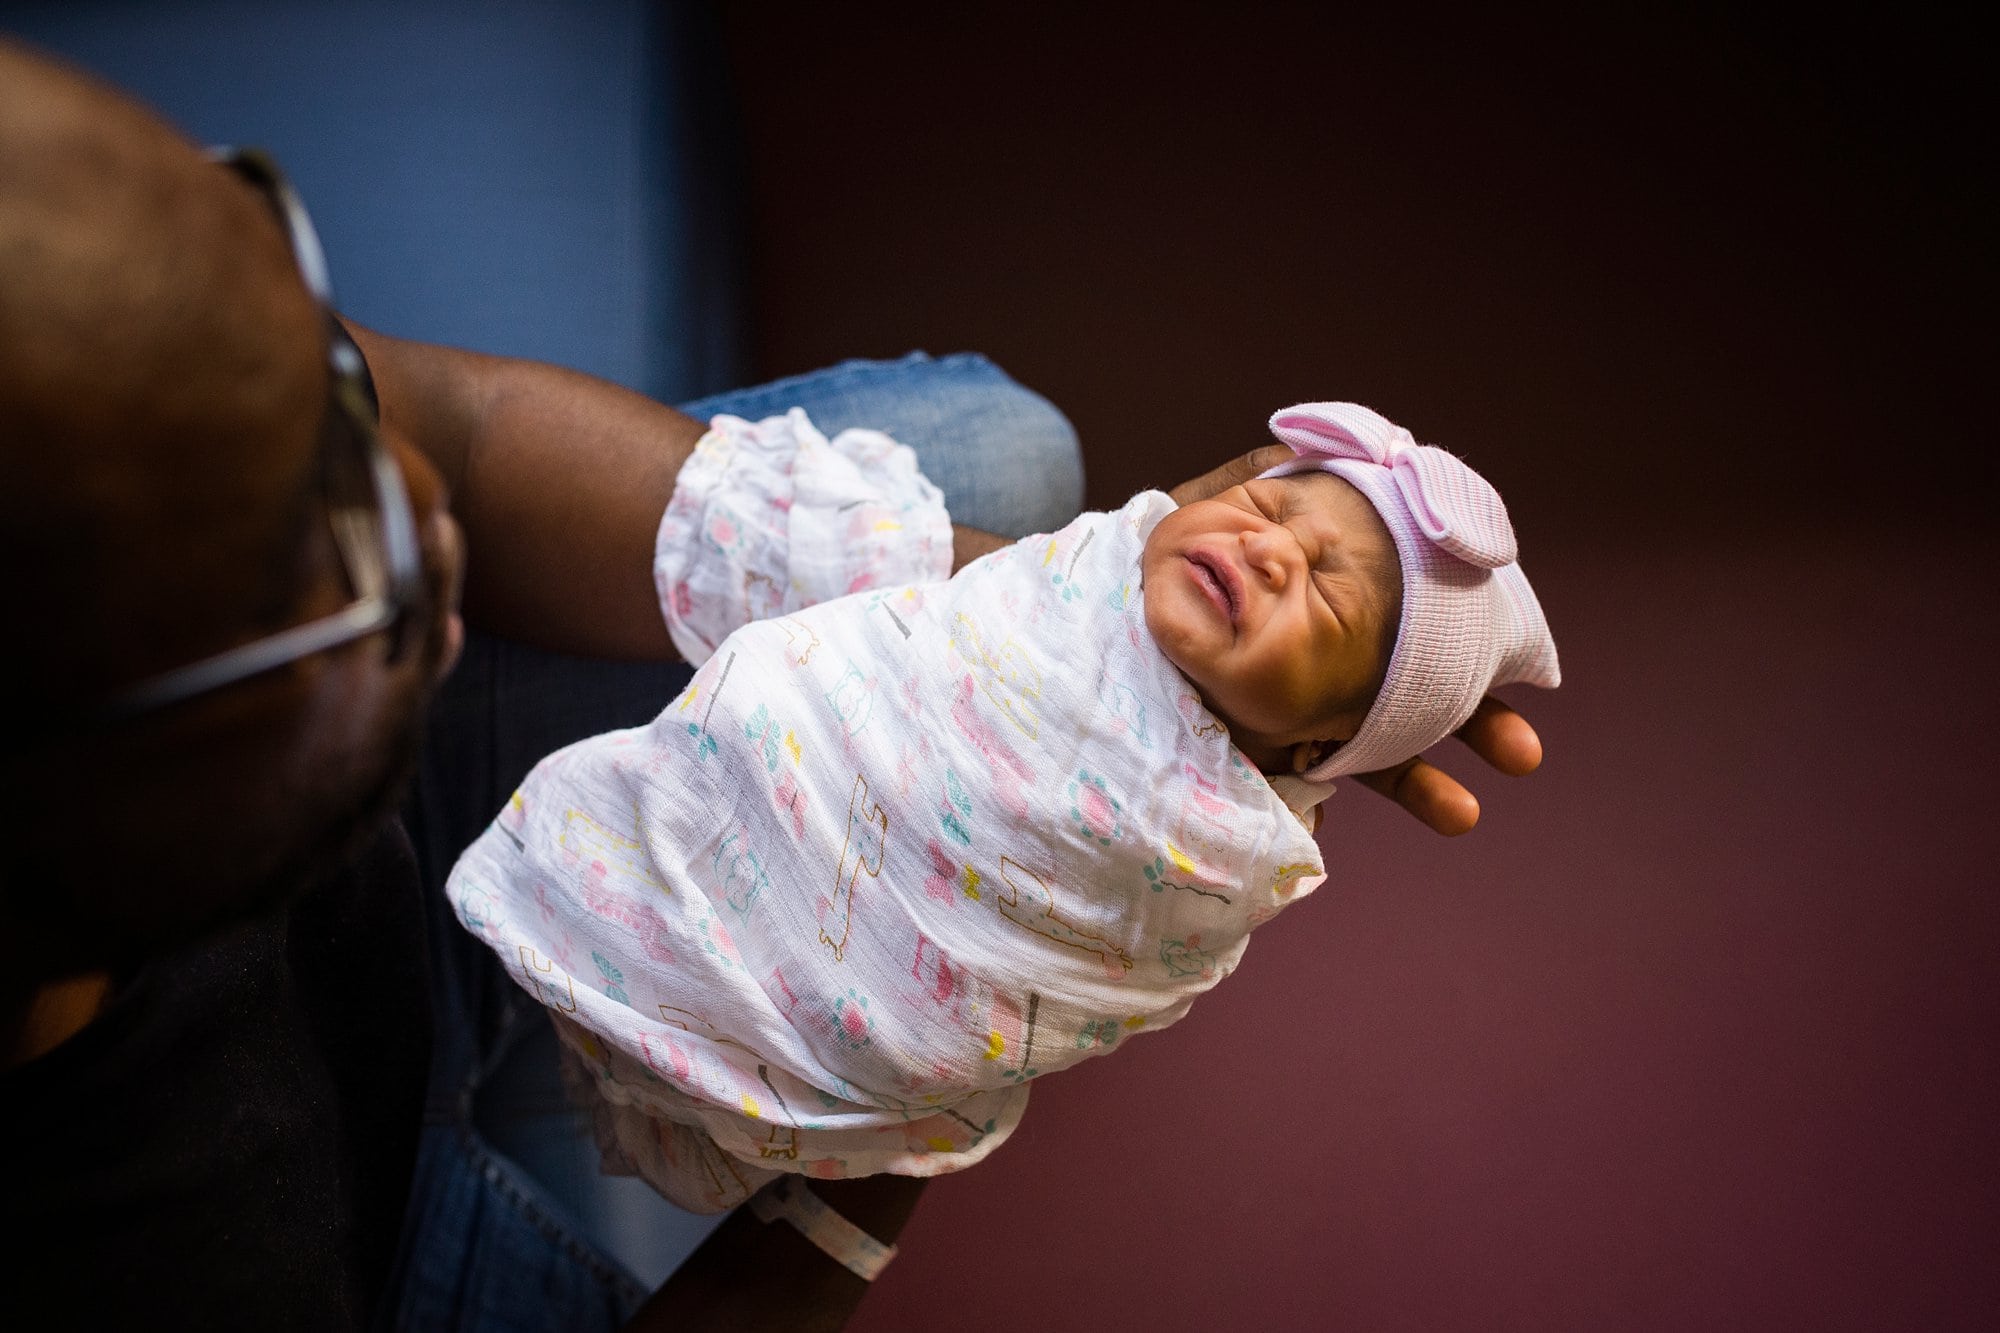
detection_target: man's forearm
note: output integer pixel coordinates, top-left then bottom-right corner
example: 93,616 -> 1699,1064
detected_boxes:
351,323 -> 705,659
952,525 -> 1009,572
355,323 -> 1023,657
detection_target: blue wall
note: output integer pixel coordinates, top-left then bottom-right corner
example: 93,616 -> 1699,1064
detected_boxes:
3,0 -> 743,402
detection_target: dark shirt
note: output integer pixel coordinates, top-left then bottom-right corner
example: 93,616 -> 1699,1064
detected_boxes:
0,822 -> 432,1329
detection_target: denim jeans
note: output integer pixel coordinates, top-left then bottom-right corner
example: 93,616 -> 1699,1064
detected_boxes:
385,353 -> 1081,1331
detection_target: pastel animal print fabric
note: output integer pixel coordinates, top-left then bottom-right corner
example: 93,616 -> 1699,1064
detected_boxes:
653,408 -> 954,666
449,483 -> 1327,1213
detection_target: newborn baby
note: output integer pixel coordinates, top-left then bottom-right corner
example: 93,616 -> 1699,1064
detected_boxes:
446,401 -> 1558,1214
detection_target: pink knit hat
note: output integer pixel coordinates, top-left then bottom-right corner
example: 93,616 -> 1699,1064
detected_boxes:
1260,402 -> 1560,783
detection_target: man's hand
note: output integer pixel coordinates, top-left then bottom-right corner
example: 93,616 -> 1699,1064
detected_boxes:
1167,443 -> 1297,506
1350,693 -> 1541,836
1166,447 -> 1546,837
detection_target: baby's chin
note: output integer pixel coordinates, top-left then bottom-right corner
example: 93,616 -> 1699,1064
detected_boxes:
1177,666 -> 1293,773
1226,725 -> 1294,776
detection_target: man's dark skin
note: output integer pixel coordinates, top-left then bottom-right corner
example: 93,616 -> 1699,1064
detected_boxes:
0,40 -> 1542,1331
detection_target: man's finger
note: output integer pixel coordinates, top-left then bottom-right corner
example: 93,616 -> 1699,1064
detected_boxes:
1351,758 -> 1482,837
1167,444 -> 1295,505
1348,695 -> 1545,835
1454,695 -> 1542,776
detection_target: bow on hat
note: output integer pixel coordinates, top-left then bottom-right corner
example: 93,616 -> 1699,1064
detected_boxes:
1267,402 -> 1517,569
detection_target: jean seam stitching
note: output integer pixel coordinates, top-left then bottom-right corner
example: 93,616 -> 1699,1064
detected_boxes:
450,1119 -> 644,1302
678,350 -> 1012,416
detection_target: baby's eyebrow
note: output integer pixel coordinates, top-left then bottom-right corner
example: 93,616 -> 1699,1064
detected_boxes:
1265,474 -> 1323,512
1270,475 -> 1346,536
1274,469 -> 1339,498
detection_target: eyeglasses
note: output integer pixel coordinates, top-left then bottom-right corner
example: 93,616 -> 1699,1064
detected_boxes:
98,147 -> 426,725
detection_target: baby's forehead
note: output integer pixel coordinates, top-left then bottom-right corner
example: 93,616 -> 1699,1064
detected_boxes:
1255,469 -> 1379,531
1258,467 -> 1402,597
1259,467 -> 1363,505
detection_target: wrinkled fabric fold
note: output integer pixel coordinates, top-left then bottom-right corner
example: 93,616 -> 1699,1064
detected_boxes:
653,409 -> 954,666
447,492 -> 1327,1212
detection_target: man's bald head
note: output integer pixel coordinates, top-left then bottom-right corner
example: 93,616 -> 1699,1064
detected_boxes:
0,42 -> 441,983
0,39 -> 327,706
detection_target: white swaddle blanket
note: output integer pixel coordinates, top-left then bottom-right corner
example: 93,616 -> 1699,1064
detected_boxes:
446,420 -> 1329,1214
652,407 -> 955,664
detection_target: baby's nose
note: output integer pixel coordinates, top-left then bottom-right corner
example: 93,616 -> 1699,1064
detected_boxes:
1242,523 -> 1299,585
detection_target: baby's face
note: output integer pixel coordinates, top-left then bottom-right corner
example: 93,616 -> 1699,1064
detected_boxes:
1142,471 -> 1399,774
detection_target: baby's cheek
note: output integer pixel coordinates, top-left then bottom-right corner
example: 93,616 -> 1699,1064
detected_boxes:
1140,592 -> 1204,683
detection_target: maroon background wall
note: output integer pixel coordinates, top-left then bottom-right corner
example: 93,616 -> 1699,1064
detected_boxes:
719,7 -> 1995,1329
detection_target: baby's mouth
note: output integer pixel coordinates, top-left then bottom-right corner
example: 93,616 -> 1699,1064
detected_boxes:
1187,551 -> 1240,624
